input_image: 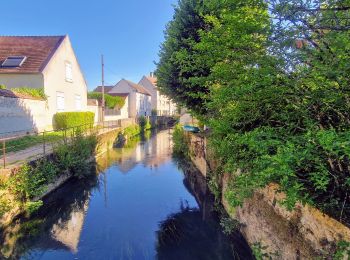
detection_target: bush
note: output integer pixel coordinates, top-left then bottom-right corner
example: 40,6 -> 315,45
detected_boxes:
123,125 -> 141,138
54,131 -> 97,178
139,116 -> 152,131
54,112 -> 94,130
0,84 -> 6,90
172,124 -> 190,158
11,87 -> 47,100
88,92 -> 125,109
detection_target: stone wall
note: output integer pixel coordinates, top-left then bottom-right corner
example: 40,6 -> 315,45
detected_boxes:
188,133 -> 350,259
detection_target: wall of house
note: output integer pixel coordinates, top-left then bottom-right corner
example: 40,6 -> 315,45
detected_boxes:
104,97 -> 130,121
139,77 -> 157,110
42,36 -> 88,122
0,74 -> 44,89
0,96 -> 50,136
87,98 -> 129,123
109,81 -> 137,117
138,77 -> 176,115
135,92 -> 151,117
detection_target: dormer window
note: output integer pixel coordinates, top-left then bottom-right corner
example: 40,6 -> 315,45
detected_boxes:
2,56 -> 27,67
65,61 -> 73,82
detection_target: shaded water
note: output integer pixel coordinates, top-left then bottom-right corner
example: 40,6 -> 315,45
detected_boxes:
0,129 -> 253,259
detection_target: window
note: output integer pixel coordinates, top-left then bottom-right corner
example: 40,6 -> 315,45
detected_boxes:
56,92 -> 65,112
2,56 -> 27,67
75,94 -> 81,111
65,62 -> 73,82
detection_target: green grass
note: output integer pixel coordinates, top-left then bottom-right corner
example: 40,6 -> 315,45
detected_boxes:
6,132 -> 65,153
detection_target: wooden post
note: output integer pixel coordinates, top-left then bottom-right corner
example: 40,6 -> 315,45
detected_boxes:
43,131 -> 46,156
2,140 -> 5,169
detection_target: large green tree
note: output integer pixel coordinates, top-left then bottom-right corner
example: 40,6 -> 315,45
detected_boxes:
158,0 -> 350,226
156,0 -> 212,115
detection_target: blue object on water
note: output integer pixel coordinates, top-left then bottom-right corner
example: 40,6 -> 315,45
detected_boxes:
183,125 -> 200,133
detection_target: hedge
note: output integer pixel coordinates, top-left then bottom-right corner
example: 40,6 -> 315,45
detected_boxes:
12,87 -> 47,100
53,112 -> 95,130
87,92 -> 125,109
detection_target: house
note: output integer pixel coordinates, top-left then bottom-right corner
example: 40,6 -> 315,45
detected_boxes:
108,79 -> 151,118
87,91 -> 129,123
0,35 -> 88,132
139,73 -> 177,116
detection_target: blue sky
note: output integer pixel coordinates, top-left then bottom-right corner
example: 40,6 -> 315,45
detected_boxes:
1,0 -> 177,90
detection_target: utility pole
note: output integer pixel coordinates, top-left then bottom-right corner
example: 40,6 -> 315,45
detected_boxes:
101,54 -> 105,122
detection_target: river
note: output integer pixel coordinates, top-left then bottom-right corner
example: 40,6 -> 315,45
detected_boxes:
0,129 -> 253,260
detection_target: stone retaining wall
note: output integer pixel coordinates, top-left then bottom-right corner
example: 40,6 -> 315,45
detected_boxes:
188,133 -> 350,259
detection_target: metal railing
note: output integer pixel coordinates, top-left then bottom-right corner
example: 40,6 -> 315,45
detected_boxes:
0,120 -> 123,169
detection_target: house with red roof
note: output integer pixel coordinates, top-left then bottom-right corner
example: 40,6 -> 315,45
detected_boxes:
0,35 -> 88,132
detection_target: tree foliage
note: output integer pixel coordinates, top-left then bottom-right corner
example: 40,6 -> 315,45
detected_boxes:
156,0 -> 213,115
158,0 -> 350,226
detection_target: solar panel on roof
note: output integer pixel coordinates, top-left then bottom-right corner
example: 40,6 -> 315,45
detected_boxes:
2,56 -> 27,67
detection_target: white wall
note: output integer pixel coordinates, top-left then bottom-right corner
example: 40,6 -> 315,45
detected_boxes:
42,36 -> 88,121
138,76 -> 177,115
136,92 -> 151,117
109,80 -> 137,117
87,98 -> 129,123
87,105 -> 100,123
104,97 -> 129,121
139,76 -> 157,110
0,96 -> 50,136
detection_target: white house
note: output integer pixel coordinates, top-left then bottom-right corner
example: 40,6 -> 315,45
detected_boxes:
0,35 -> 88,133
108,79 -> 151,118
139,73 -> 177,116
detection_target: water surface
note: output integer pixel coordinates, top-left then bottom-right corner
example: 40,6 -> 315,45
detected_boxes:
0,129 -> 252,259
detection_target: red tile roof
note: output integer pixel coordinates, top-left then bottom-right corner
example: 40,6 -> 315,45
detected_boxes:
0,36 -> 66,74
146,76 -> 157,86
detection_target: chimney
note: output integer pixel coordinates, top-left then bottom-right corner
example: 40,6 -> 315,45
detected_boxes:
150,72 -> 154,77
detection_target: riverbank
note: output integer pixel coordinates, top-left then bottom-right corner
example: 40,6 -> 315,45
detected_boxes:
0,128 -> 250,259
0,116 -> 177,230
181,130 -> 350,259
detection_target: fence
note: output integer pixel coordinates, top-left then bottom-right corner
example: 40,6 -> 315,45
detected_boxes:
0,120 -> 124,169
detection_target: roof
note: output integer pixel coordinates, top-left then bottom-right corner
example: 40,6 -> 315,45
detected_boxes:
124,79 -> 151,96
93,86 -> 114,93
0,36 -> 66,74
146,76 -> 157,86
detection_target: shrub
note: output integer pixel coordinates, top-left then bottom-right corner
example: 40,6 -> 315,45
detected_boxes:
11,87 -> 47,100
139,116 -> 152,131
0,84 -> 6,90
123,125 -> 141,138
88,92 -> 125,109
54,111 -> 94,130
54,131 -> 97,178
172,124 -> 190,158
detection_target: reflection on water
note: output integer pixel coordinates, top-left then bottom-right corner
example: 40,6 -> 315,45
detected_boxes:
0,129 -> 252,259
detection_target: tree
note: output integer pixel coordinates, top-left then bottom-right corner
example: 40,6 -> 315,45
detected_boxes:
156,0 -> 212,115
159,0 -> 350,226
